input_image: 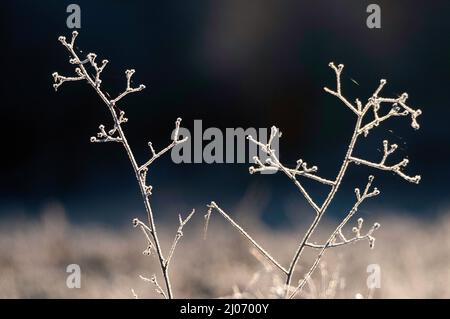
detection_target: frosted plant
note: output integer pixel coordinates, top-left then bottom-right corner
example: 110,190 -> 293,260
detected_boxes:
205,62 -> 422,299
52,31 -> 194,299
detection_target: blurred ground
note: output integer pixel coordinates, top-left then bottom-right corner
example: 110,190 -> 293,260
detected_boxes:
0,205 -> 449,299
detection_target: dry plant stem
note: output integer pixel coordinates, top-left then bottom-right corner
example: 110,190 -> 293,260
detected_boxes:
288,176 -> 380,298
165,210 -> 195,269
285,68 -> 420,298
206,202 -> 288,274
53,32 -> 191,299
284,115 -> 362,296
139,275 -> 168,299
207,62 -> 421,299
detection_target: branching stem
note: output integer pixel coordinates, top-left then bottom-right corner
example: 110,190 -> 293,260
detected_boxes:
205,62 -> 421,299
53,32 -> 194,299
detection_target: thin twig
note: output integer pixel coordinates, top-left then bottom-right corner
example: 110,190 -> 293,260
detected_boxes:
139,275 -> 168,299
165,209 -> 195,269
289,176 -> 381,298
205,202 -> 288,275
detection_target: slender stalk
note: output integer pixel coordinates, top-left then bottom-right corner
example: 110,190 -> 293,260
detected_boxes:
289,176 -> 380,298
53,32 -> 194,299
206,62 -> 421,299
70,46 -> 173,298
284,115 -> 362,296
206,202 -> 288,274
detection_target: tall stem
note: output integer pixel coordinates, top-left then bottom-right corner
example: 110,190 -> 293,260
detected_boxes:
66,45 -> 173,298
284,115 -> 362,296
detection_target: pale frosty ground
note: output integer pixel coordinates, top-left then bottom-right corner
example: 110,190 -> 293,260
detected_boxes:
0,206 -> 448,299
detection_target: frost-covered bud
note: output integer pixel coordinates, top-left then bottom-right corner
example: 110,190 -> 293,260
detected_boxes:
357,218 -> 363,228
143,245 -> 153,256
411,175 -> 421,184
372,188 -> 380,196
355,189 -> 362,201
401,158 -> 409,167
368,236 -> 376,249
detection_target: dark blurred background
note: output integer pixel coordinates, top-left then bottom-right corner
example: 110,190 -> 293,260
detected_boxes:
1,0 -> 449,227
